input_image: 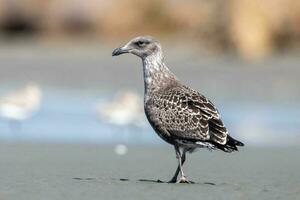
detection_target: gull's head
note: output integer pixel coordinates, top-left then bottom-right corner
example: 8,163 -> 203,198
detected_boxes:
112,36 -> 162,59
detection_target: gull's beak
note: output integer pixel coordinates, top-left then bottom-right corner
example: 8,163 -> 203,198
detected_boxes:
112,46 -> 130,56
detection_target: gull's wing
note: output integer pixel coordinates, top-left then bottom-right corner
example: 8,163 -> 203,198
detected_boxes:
148,86 -> 228,145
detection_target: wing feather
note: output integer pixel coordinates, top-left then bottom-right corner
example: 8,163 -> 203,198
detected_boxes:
147,85 -> 228,144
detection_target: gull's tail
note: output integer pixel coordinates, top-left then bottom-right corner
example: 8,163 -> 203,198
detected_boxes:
213,135 -> 244,153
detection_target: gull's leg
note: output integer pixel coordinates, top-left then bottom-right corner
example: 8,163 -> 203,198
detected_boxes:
177,149 -> 190,183
168,147 -> 186,183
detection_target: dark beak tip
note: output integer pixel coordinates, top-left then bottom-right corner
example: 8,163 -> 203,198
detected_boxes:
112,47 -> 130,56
112,48 -> 120,56
112,47 -> 126,56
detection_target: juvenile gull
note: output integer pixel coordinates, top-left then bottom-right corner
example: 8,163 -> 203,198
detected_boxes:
0,82 -> 42,130
112,36 -> 244,183
96,90 -> 145,127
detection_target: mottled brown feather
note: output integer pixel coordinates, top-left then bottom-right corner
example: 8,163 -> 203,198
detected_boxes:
145,84 -> 228,145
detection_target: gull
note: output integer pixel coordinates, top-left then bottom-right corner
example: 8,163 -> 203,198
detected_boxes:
112,36 -> 244,183
96,90 -> 145,127
0,82 -> 42,130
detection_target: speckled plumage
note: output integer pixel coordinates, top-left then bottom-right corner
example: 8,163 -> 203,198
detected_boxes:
112,36 -> 244,183
145,84 -> 226,147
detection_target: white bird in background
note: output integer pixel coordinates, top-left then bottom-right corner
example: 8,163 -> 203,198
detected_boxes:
96,90 -> 146,127
0,82 -> 42,131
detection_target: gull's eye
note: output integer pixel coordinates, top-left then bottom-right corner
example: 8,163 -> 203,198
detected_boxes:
135,40 -> 148,47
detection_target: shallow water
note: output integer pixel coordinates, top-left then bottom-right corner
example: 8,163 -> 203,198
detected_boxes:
0,88 -> 155,144
0,87 -> 299,145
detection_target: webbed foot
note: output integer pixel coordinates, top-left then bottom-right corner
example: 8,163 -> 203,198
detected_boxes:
176,176 -> 192,184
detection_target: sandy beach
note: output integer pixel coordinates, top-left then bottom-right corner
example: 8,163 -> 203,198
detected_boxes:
0,142 -> 299,200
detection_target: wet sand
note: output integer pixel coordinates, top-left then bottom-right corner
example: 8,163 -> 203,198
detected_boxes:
0,143 -> 299,200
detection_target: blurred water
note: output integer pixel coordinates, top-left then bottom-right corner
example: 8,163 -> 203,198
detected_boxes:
0,87 -> 299,146
0,88 -> 155,144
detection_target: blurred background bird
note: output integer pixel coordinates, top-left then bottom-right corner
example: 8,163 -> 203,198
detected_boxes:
95,90 -> 147,144
96,90 -> 145,127
0,82 -> 42,131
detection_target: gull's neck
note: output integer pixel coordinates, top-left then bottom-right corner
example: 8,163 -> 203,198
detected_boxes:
142,51 -> 177,101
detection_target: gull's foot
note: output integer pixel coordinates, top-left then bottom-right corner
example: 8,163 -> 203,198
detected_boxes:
177,176 -> 192,184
